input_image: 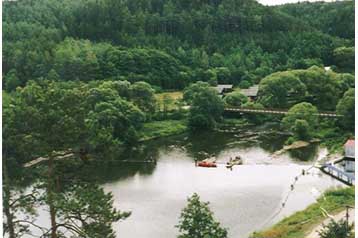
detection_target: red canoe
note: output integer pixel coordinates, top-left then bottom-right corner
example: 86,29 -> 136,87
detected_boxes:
197,161 -> 217,168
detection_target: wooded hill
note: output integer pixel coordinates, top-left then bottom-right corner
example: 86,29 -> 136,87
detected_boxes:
3,0 -> 354,90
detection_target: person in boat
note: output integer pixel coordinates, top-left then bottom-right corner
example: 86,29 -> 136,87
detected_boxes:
227,157 -> 232,165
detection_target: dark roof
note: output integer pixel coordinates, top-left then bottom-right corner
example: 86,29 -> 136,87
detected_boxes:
240,85 -> 259,97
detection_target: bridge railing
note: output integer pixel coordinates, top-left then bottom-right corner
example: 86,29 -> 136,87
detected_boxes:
224,107 -> 342,117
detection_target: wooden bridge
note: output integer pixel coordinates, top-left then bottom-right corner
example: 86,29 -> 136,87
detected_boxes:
224,107 -> 341,118
321,163 -> 355,185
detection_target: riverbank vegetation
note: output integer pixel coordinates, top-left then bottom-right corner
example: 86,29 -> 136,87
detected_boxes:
140,120 -> 188,141
251,186 -> 355,238
3,0 -> 354,237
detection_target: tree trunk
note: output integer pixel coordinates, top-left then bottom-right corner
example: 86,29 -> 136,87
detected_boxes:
47,156 -> 58,238
3,159 -> 16,238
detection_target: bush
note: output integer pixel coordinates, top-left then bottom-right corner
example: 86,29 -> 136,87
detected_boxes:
239,80 -> 251,89
319,219 -> 353,238
224,91 -> 248,107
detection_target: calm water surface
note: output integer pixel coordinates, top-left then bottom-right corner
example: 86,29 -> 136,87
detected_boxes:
25,126 -> 345,238
98,128 -> 344,238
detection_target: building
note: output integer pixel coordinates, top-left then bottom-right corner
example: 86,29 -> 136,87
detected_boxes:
240,85 -> 259,101
215,84 -> 233,95
344,139 -> 355,172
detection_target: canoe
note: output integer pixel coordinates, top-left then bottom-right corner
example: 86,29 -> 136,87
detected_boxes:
197,161 -> 217,168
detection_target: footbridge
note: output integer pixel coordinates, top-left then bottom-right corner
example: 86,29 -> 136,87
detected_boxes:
224,107 -> 341,118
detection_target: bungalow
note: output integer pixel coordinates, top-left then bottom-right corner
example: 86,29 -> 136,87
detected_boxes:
240,85 -> 259,101
344,139 -> 355,172
215,84 -> 233,95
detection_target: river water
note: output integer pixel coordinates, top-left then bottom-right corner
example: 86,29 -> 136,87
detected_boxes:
98,128 -> 344,238
23,126 -> 345,238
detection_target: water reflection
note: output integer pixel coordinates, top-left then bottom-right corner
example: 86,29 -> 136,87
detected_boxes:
83,130 -> 321,183
20,127 -> 345,238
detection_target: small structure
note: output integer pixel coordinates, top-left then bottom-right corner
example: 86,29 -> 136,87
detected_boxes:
321,139 -> 355,185
215,84 -> 233,95
344,139 -> 355,172
240,85 -> 259,101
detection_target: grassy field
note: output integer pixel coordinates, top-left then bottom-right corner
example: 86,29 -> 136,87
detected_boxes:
139,119 -> 188,141
155,91 -> 183,101
251,186 -> 355,238
155,91 -> 183,111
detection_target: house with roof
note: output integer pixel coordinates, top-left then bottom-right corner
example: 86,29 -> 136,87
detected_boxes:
240,85 -> 259,101
344,139 -> 355,172
214,84 -> 233,95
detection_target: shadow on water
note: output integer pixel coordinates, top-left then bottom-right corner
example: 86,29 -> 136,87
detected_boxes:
288,144 -> 319,162
72,125 -> 320,184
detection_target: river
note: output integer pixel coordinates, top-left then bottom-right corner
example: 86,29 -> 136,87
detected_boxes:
99,128 -> 344,238
23,126 -> 345,238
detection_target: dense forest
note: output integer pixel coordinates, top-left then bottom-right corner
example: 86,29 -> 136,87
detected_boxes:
3,0 -> 354,90
2,1 -> 355,237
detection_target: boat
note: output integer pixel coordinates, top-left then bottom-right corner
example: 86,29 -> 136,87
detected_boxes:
226,156 -> 243,169
197,161 -> 217,168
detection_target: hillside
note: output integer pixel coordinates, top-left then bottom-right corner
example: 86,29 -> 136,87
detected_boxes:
3,0 -> 353,90
277,0 -> 354,40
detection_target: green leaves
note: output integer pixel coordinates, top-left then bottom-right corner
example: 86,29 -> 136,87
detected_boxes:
319,219 -> 353,238
259,67 -> 351,111
224,91 -> 248,107
282,102 -> 318,141
176,193 -> 228,238
258,71 -> 306,108
85,98 -> 145,148
184,82 -> 224,131
336,88 -> 355,131
56,184 -> 130,238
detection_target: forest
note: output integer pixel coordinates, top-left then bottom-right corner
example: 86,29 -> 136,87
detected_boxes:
3,0 -> 354,90
2,0 -> 355,237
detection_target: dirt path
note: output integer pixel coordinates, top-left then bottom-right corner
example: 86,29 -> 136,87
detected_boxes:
306,208 -> 355,238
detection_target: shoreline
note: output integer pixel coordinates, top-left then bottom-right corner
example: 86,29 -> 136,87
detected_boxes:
250,186 -> 354,238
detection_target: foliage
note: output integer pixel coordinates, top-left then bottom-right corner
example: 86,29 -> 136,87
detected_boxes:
241,101 -> 267,124
336,88 -> 355,131
55,184 -> 130,238
176,193 -> 228,238
251,187 -> 354,238
282,102 -> 318,141
239,80 -> 251,89
292,119 -> 310,141
4,80 -> 151,162
139,120 -> 187,141
333,47 -> 355,72
185,82 -> 224,131
4,69 -> 21,91
258,71 -> 306,108
129,81 -> 157,114
319,219 -> 353,238
183,81 -> 211,104
224,91 -> 248,107
259,66 -> 352,110
278,1 -> 354,40
85,98 -> 145,149
3,0 -> 353,89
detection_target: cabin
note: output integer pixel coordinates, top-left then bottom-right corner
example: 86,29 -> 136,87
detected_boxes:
215,84 -> 233,95
344,139 -> 355,172
240,85 -> 259,101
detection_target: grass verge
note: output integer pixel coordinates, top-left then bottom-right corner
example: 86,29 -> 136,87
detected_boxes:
139,119 -> 188,141
250,186 -> 355,238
